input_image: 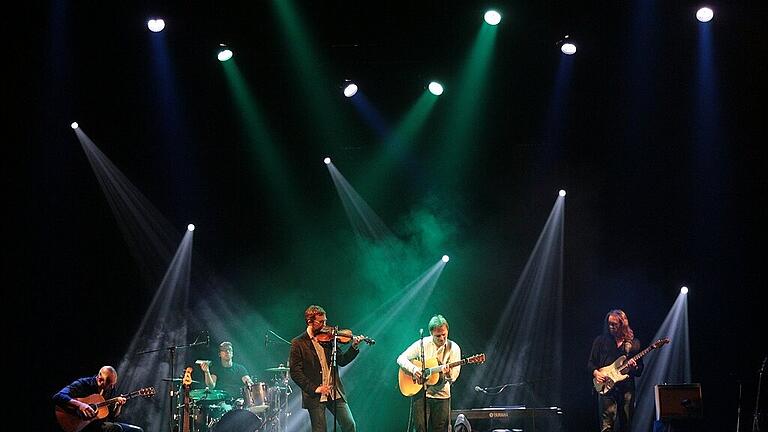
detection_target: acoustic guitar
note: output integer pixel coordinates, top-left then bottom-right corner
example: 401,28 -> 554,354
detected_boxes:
593,338 -> 670,394
398,353 -> 485,396
55,386 -> 155,432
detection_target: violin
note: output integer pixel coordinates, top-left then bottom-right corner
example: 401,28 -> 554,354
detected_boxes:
315,327 -> 375,345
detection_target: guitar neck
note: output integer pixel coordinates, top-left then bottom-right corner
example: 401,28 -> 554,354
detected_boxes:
447,358 -> 470,368
98,391 -> 140,408
630,345 -> 656,362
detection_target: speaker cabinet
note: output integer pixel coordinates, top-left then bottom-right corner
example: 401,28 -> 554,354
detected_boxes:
654,383 -> 703,420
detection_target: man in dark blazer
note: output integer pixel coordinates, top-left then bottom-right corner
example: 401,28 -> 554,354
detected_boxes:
289,305 -> 363,432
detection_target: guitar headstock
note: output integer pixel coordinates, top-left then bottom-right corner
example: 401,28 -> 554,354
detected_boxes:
466,353 -> 486,364
653,338 -> 671,348
138,387 -> 156,398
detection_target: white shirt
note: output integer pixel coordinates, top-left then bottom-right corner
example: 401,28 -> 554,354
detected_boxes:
397,336 -> 461,399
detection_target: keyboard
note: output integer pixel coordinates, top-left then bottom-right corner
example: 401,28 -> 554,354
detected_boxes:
451,406 -> 564,431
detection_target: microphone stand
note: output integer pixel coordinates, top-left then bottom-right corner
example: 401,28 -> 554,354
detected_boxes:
331,326 -> 339,432
419,328 -> 427,431
753,356 -> 766,432
137,335 -> 208,432
478,380 -> 536,396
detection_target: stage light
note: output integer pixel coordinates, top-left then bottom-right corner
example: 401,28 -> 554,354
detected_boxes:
484,10 -> 501,26
343,81 -> 358,98
323,157 -> 331,165
442,255 -> 450,263
70,122 -> 79,129
187,224 -> 195,232
147,19 -> 165,33
696,7 -> 713,23
561,42 -> 577,55
559,189 -> 566,197
428,81 -> 444,96
681,286 -> 688,294
217,45 -> 233,62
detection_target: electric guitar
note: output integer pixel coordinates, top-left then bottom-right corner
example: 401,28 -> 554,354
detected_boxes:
55,386 -> 155,432
593,337 -> 670,395
399,353 -> 486,396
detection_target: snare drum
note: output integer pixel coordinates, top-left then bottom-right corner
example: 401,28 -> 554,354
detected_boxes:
242,382 -> 270,413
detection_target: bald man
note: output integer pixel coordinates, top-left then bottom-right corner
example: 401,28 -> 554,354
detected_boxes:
53,366 -> 144,432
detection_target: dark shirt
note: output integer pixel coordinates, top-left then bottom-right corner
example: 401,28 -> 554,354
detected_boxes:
210,362 -> 249,399
289,331 -> 359,408
53,376 -> 119,420
588,334 -> 645,390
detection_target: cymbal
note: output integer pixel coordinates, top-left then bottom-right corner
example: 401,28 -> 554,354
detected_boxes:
189,388 -> 229,402
265,366 -> 290,372
162,378 -> 200,383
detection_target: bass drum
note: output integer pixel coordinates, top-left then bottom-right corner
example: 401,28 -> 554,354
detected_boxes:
211,409 -> 262,432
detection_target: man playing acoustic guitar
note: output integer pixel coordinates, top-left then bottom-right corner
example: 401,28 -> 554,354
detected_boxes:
397,314 -> 462,432
588,309 -> 644,432
53,365 -> 145,432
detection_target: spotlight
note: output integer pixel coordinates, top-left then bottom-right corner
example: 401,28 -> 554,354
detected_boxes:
696,7 -> 713,23
680,286 -> 688,294
484,10 -> 501,26
147,18 -> 165,33
559,189 -> 566,197
561,43 -> 576,55
187,224 -> 195,231
342,81 -> 358,98
557,35 -> 577,55
323,157 -> 331,165
442,255 -> 450,263
70,122 -> 79,129
217,44 -> 233,62
428,81 -> 444,96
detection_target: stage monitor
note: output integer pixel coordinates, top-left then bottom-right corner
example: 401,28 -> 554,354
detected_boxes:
654,383 -> 703,420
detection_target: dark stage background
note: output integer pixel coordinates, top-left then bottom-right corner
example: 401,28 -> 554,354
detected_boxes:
25,1 -> 764,431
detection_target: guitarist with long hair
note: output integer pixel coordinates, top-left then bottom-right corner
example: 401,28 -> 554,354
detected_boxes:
397,314 -> 462,432
588,309 -> 644,432
53,365 -> 144,432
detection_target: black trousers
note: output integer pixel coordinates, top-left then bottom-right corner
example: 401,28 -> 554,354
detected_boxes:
597,388 -> 635,432
411,392 -> 451,432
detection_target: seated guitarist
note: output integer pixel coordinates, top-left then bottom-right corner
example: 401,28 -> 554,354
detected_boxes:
397,314 -> 462,432
588,309 -> 644,432
53,365 -> 144,432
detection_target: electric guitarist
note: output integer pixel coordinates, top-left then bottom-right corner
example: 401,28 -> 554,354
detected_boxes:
587,309 -> 645,432
396,314 -> 462,432
53,365 -> 145,432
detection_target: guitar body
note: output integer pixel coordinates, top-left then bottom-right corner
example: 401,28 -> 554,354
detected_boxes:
593,355 -> 628,394
54,394 -> 110,432
399,358 -> 441,396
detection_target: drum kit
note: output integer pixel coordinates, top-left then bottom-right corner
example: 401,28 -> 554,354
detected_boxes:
180,365 -> 292,432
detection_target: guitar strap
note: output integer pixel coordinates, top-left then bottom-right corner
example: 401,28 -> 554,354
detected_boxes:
441,340 -> 452,364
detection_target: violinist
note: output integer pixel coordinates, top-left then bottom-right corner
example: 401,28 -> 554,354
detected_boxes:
289,305 -> 367,432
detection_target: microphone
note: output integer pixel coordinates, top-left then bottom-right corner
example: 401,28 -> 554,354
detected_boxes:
205,331 -> 210,347
265,332 -> 269,348
474,385 -> 487,393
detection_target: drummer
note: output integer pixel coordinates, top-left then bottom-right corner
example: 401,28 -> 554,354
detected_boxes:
199,341 -> 254,406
